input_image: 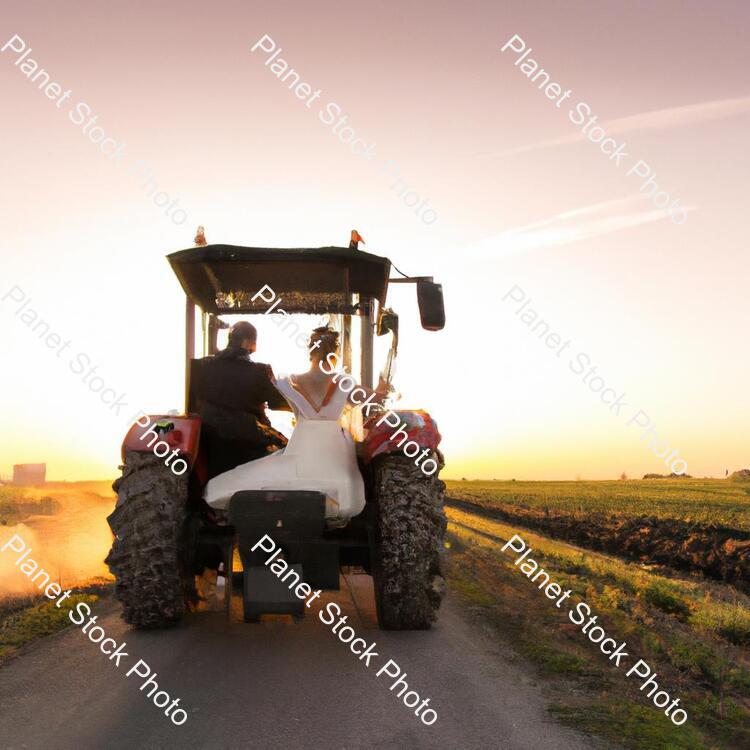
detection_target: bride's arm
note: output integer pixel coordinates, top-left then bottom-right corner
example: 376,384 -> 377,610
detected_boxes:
346,376 -> 392,408
260,366 -> 292,411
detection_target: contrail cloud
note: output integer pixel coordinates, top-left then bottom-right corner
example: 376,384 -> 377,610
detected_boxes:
464,196 -> 697,259
479,95 -> 750,159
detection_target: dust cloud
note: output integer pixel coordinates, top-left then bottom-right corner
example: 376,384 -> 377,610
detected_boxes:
0,482 -> 115,598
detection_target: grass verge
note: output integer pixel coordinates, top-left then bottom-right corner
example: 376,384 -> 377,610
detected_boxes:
0,580 -> 113,661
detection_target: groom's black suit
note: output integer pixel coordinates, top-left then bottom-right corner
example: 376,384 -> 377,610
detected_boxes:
195,347 -> 289,478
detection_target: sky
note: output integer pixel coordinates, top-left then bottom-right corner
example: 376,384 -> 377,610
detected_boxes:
0,0 -> 748,481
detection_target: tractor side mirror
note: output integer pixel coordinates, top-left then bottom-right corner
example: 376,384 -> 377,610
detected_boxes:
417,280 -> 445,331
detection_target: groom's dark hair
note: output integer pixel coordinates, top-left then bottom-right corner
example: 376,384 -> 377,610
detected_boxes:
227,321 -> 257,348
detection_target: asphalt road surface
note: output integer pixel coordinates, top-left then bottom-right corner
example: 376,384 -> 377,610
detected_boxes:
0,573 -> 599,750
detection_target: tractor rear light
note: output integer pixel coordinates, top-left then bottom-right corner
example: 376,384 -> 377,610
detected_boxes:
165,430 -> 183,448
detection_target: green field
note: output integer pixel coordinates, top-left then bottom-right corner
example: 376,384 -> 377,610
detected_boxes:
445,478 -> 750,530
0,487 -> 57,526
444,476 -> 750,747
446,507 -> 750,750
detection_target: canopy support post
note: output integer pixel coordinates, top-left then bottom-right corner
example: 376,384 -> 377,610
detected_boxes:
360,298 -> 374,389
185,296 -> 196,413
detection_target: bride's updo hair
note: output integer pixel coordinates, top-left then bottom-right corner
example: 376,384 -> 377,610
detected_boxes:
309,325 -> 339,360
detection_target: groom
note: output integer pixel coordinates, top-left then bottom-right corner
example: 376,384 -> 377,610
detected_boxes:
196,321 -> 289,478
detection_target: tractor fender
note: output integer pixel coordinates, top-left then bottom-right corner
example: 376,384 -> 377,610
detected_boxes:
121,414 -> 202,470
361,409 -> 441,463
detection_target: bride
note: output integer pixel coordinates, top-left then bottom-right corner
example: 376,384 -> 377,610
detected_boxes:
203,326 -> 386,521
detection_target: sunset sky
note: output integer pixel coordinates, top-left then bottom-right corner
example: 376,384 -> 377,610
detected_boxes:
1,1 -> 748,481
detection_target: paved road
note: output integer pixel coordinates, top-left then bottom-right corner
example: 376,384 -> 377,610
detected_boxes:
0,572 -> 599,750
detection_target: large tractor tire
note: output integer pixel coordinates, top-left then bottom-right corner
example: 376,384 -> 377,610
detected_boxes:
370,452 -> 447,629
105,449 -> 195,629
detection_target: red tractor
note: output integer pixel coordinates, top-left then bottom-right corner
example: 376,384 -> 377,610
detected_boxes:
105,237 -> 447,629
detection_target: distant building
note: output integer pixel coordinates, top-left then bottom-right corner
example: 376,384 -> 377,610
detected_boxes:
12,463 -> 46,486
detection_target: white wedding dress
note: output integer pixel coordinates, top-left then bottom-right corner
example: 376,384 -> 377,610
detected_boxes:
203,376 -> 366,520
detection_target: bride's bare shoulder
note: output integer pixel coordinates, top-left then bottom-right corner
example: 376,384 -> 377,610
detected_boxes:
292,371 -> 327,384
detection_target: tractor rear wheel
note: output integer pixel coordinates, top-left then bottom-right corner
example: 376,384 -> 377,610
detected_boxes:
369,452 -> 447,629
105,450 -> 196,628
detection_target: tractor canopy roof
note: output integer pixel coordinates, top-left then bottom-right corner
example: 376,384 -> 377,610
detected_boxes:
167,244 -> 391,315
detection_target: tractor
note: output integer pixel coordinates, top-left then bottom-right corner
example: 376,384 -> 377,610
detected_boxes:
105,234 -> 447,630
